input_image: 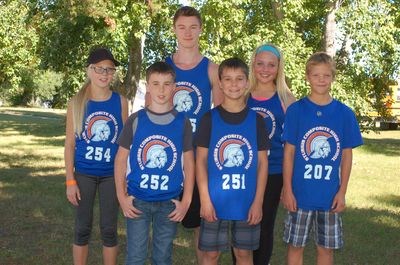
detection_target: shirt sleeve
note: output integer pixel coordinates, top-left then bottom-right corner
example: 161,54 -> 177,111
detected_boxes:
282,103 -> 299,145
194,111 -> 212,148
342,106 -> 363,149
183,118 -> 194,152
256,113 -> 270,151
117,112 -> 138,150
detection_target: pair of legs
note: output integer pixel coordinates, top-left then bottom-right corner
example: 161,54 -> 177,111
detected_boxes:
199,219 -> 260,265
287,245 -> 333,265
125,198 -> 177,265
74,173 -> 119,265
284,209 -> 343,265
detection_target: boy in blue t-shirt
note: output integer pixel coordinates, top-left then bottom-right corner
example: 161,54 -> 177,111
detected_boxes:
114,62 -> 195,265
281,52 -> 363,265
195,58 -> 269,265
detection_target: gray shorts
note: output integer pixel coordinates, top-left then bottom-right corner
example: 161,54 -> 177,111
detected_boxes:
199,219 -> 260,251
283,209 -> 343,249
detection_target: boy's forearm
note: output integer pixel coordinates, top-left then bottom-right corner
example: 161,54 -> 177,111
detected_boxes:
181,150 -> 195,205
114,148 -> 129,199
282,143 -> 295,191
196,147 -> 212,204
338,148 -> 353,195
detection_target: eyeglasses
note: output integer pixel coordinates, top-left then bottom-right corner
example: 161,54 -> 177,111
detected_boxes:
90,66 -> 117,75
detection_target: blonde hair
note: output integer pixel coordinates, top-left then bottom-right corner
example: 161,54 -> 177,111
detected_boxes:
249,43 -> 294,109
71,79 -> 91,137
306,52 -> 336,79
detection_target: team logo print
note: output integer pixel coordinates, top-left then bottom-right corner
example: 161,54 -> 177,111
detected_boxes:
137,135 -> 178,171
251,107 -> 276,139
300,127 -> 340,161
82,112 -> 119,143
213,135 -> 254,170
173,82 -> 203,115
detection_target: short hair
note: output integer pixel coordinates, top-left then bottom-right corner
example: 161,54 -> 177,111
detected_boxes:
173,6 -> 202,26
218,58 -> 249,80
146,62 -> 176,82
306,52 -> 336,79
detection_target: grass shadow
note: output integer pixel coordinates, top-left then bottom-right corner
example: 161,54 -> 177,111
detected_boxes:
360,137 -> 400,157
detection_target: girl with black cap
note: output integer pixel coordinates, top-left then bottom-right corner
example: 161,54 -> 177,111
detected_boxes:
64,47 -> 128,265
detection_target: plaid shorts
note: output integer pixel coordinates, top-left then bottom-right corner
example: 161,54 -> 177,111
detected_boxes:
199,219 -> 260,251
283,209 -> 343,249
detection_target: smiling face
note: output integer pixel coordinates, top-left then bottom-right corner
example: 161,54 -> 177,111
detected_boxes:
219,68 -> 249,101
87,59 -> 115,89
173,16 -> 202,49
253,51 -> 279,85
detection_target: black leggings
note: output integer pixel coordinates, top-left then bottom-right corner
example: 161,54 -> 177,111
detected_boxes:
253,174 -> 283,265
74,173 -> 119,247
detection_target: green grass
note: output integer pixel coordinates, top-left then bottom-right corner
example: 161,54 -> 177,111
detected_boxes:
0,107 -> 399,264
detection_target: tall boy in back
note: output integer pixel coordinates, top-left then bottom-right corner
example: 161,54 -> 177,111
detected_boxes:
281,52 -> 363,265
195,58 -> 269,265
114,62 -> 195,265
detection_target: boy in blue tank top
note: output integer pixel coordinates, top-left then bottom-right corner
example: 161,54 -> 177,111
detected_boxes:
163,6 -> 225,264
196,58 -> 269,265
281,52 -> 363,265
114,62 -> 195,265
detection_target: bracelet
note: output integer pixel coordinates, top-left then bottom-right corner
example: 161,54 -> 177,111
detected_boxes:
66,179 -> 77,186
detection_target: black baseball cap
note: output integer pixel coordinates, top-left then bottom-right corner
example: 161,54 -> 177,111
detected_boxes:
86,47 -> 120,66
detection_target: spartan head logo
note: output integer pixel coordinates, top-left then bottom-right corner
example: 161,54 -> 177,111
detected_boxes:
309,136 -> 331,159
173,88 -> 193,112
305,131 -> 333,159
223,143 -> 245,167
88,118 -> 111,142
145,144 -> 168,169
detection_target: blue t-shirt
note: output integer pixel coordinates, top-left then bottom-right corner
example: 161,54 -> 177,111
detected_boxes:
74,92 -> 123,177
166,56 -> 212,134
282,97 -> 363,210
247,93 -> 285,174
207,108 -> 258,220
126,109 -> 186,202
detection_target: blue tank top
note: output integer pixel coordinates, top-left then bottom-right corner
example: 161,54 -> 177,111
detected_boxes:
282,97 -> 363,210
247,93 -> 285,174
165,56 -> 212,134
75,91 -> 123,177
126,109 -> 185,201
208,108 -> 258,220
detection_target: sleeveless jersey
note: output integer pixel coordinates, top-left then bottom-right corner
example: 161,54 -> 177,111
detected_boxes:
208,108 -> 258,220
75,92 -> 123,177
126,109 -> 185,201
247,93 -> 285,174
165,56 -> 212,134
282,97 -> 363,210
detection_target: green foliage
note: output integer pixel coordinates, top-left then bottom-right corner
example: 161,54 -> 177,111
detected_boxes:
0,1 -> 39,102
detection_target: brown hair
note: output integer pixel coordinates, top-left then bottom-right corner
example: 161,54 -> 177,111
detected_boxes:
306,52 -> 336,79
146,61 -> 176,82
173,6 -> 202,26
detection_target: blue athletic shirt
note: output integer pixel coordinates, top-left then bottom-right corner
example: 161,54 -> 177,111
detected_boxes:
282,97 -> 363,210
75,91 -> 123,177
247,93 -> 285,174
165,56 -> 212,134
208,108 -> 258,220
126,109 -> 185,201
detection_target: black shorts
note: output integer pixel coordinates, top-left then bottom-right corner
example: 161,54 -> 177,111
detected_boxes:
181,183 -> 201,228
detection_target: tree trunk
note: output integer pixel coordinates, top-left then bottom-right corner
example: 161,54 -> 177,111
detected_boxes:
323,0 -> 341,57
271,0 -> 283,21
124,35 -> 143,100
